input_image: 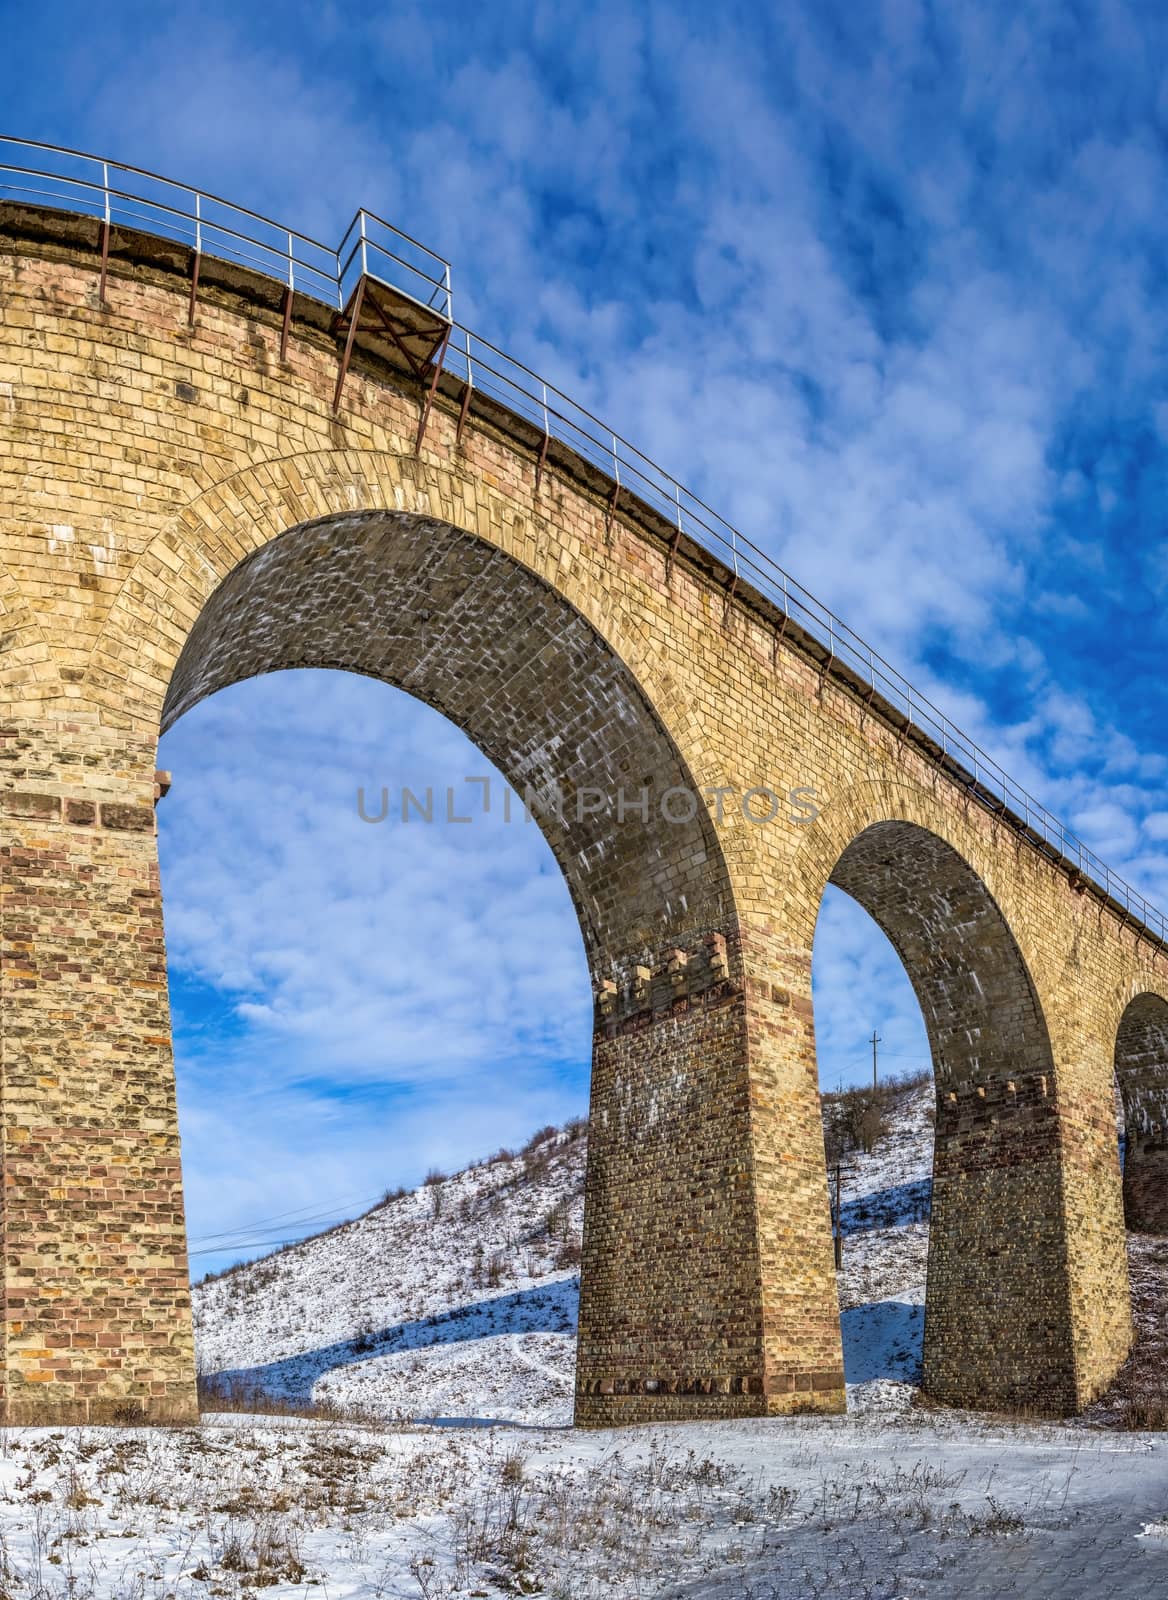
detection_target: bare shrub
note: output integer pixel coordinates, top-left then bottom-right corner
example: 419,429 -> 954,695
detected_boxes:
1118,1399 -> 1168,1430
196,1374 -> 361,1423
554,1239 -> 583,1271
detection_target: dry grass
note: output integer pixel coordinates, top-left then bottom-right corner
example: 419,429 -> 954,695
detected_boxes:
196,1374 -> 376,1426
1084,1234 -> 1168,1430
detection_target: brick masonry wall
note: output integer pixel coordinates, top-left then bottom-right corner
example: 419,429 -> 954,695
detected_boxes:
0,206 -> 1165,1424
0,721 -> 195,1424
1117,993 -> 1168,1234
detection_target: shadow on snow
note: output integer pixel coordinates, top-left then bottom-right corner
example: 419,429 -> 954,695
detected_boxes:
839,1178 -> 931,1235
202,1277 -> 579,1406
204,1261 -> 924,1403
840,1299 -> 924,1385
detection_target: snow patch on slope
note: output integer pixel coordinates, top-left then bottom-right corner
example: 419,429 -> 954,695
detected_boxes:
195,1091 -> 940,1423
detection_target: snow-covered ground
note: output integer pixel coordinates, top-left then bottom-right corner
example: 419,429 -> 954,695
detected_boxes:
3,1082 -> 1162,1597
0,1410 -> 1165,1597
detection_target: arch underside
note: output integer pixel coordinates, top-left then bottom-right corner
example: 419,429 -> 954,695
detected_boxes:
163,509 -> 736,981
1116,993 -> 1168,1233
829,821 -> 1054,1096
827,821 -> 1085,1411
163,508 -> 787,1421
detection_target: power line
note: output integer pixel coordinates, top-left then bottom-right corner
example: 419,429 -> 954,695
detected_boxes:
189,1235 -> 320,1259
187,1188 -> 386,1246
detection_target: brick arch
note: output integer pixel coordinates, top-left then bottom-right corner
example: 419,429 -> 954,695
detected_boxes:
793,780 -> 1092,1412
1115,991 -> 1168,1233
122,495 -> 784,1425
788,775 -> 1048,976
828,819 -> 1053,1100
83,449 -> 712,775
155,506 -> 738,974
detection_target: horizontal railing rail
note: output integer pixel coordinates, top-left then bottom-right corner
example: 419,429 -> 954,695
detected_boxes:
0,136 -> 452,319
1,136 -> 1163,945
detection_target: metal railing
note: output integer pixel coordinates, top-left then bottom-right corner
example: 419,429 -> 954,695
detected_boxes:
1,135 -> 1163,945
0,136 -> 452,319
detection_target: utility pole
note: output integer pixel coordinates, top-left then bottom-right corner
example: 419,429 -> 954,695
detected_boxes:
870,1030 -> 881,1091
833,1160 -> 843,1270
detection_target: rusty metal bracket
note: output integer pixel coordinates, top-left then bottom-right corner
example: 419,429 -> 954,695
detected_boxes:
534,429 -> 550,491
188,251 -> 201,329
98,219 -> 110,306
605,481 -> 621,536
333,276 -> 367,414
415,325 -> 451,454
456,380 -> 472,444
366,294 -> 428,380
667,486 -> 684,586
280,285 -> 293,361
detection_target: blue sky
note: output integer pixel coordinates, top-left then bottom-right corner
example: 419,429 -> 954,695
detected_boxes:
6,0 -> 1168,1271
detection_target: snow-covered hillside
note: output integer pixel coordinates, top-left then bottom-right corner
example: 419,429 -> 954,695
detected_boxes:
194,1079 -> 1166,1429
195,1122 -> 587,1425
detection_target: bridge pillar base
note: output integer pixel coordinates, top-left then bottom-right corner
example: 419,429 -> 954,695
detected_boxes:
0,721 -> 198,1429
575,932 -> 846,1427
1124,1136 -> 1168,1234
921,1069 -> 1133,1417
574,1384 -> 847,1429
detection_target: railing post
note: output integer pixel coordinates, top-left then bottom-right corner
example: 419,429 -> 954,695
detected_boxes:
605,433 -> 621,533
187,191 -> 202,329
535,382 -> 551,491
98,159 -> 111,305
456,329 -> 474,444
280,229 -> 295,362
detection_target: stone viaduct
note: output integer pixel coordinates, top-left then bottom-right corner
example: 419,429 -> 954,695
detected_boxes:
0,185 -> 1166,1428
